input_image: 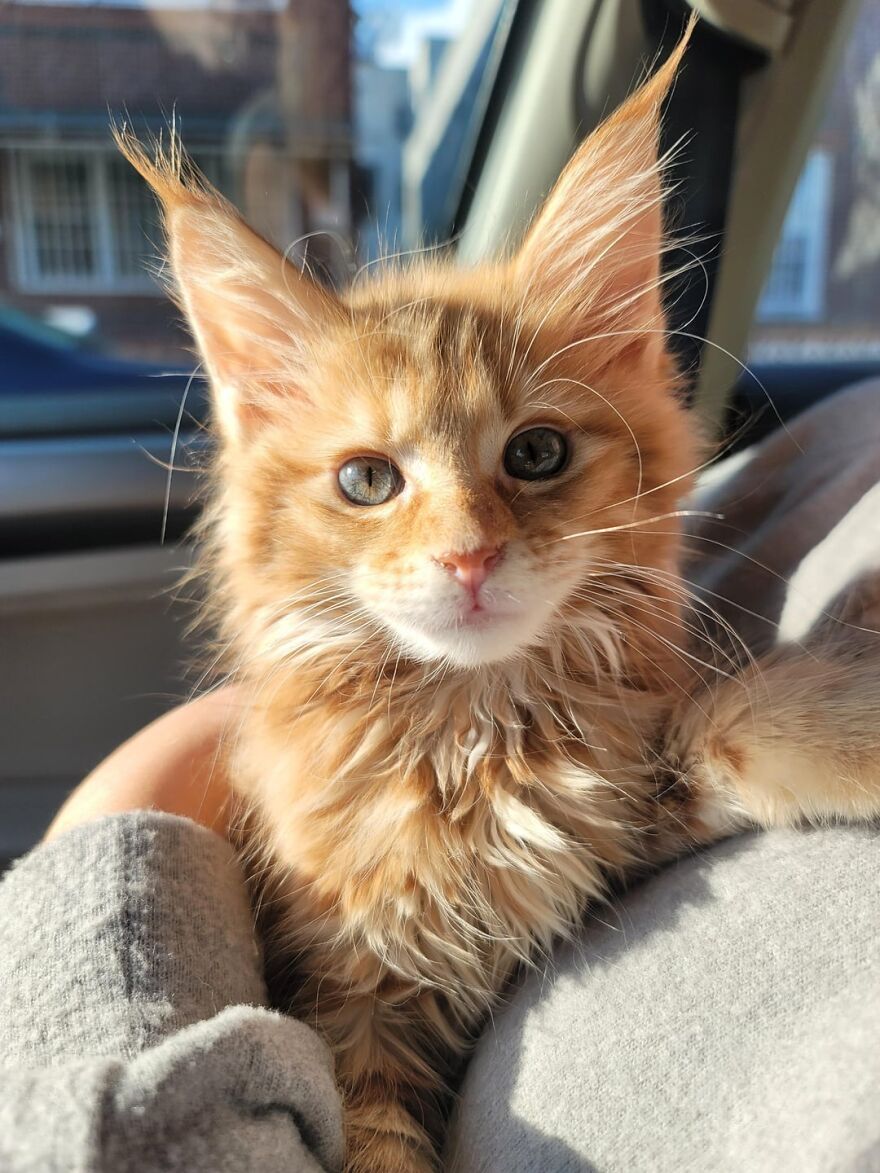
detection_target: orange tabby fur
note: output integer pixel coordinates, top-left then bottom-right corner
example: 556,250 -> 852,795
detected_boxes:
117,19 -> 880,1171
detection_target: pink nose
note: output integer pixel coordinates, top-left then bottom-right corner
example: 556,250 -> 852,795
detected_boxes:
436,545 -> 503,597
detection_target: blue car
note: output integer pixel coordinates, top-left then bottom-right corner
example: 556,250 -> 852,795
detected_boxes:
0,306 -> 204,434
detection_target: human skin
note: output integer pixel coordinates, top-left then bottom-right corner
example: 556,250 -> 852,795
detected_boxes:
44,688 -> 241,842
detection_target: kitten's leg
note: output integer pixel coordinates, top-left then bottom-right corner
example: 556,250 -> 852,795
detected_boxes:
307,979 -> 465,1173
671,628 -> 880,832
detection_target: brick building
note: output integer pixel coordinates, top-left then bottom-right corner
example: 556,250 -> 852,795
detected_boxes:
0,0 -> 352,361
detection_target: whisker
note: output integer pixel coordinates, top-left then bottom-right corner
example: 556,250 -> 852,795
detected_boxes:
162,362 -> 203,544
547,508 -> 722,545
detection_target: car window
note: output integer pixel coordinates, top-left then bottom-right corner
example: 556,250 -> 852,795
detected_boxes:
750,0 -> 880,363
0,0 -> 506,431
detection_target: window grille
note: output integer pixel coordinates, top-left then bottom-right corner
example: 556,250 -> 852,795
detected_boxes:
11,147 -> 226,294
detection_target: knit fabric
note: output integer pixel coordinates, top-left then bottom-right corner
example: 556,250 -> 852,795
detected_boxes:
447,826 -> 880,1172
0,817 -> 877,1172
0,813 -> 344,1172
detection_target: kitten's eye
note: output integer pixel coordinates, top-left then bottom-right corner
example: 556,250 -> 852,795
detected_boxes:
503,427 -> 568,481
338,456 -> 403,506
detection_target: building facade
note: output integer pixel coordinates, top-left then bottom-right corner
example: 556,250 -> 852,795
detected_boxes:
0,0 -> 352,361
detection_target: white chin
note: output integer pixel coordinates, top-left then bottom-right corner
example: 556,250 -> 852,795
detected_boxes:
388,613 -> 542,668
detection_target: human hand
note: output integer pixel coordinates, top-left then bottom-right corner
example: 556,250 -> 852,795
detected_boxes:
44,687 -> 243,842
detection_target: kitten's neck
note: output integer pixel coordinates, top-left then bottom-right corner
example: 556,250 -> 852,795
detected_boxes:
242,618 -> 675,784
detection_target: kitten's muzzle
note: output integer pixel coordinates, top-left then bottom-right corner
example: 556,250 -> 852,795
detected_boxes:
435,545 -> 505,604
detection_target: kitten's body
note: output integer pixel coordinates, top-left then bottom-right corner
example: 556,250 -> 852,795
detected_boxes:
119,23 -> 880,1170
207,285 -> 702,1164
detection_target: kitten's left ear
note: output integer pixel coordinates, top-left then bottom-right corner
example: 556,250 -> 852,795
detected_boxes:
513,16 -> 694,356
113,127 -> 340,445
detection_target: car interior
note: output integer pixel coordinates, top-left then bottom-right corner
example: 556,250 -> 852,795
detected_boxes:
0,0 -> 871,863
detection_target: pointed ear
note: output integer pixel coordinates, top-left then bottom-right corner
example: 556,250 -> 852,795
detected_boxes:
113,127 -> 339,445
513,16 -> 694,358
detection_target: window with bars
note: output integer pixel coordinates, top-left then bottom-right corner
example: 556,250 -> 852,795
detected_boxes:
10,148 -> 224,294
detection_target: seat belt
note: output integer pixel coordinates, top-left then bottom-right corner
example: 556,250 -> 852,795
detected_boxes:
644,0 -> 766,402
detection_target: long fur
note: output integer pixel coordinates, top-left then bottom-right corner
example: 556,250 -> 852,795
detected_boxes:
118,18 -> 880,1171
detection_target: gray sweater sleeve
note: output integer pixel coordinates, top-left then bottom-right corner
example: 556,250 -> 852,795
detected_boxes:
0,812 -> 343,1173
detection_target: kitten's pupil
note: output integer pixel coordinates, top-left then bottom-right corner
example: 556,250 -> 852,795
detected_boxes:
338,456 -> 403,506
504,427 -> 568,481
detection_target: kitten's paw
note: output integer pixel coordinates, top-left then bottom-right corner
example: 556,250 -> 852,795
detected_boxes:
660,732 -> 749,843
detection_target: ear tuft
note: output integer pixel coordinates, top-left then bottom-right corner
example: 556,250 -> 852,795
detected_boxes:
112,121 -> 206,213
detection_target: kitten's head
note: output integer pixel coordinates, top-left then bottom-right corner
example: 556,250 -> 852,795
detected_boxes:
119,26 -> 699,675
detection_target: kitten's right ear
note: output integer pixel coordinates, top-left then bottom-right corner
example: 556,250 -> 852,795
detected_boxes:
114,128 -> 338,445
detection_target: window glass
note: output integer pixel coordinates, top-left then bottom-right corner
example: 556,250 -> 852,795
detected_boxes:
750,0 -> 880,361
0,0 -> 504,403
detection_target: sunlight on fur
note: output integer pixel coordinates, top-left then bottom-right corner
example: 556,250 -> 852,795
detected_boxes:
116,15 -> 880,1171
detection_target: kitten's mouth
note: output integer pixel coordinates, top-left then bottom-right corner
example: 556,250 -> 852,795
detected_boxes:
427,607 -> 521,633
381,598 -> 549,667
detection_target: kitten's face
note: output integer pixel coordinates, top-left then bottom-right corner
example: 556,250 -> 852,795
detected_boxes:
241,281 -> 692,669
118,42 -> 697,673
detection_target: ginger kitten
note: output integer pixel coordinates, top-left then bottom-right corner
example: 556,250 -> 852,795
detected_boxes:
118,23 -> 880,1172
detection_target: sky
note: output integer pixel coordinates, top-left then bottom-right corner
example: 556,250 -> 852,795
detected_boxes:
352,0 -> 473,68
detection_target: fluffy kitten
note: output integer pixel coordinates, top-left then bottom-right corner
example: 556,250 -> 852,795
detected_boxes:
118,24 -> 880,1172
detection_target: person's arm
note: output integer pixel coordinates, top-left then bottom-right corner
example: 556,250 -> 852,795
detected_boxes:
0,696 -> 343,1173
